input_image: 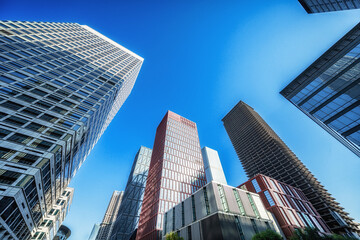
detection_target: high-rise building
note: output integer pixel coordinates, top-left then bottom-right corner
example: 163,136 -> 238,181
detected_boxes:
298,0 -> 360,13
110,146 -> 152,240
54,225 -> 71,240
239,174 -> 331,239
222,101 -> 359,237
136,111 -> 206,240
0,20 -> 143,240
281,22 -> 360,158
89,224 -> 101,240
163,181 -> 284,240
96,191 -> 124,240
201,147 -> 227,184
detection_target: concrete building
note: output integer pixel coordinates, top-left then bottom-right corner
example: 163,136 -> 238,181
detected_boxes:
239,174 -> 331,239
53,225 -> 71,240
162,181 -> 284,240
110,146 -> 152,240
222,101 -> 359,237
201,147 -> 227,184
136,111 -> 207,240
0,20 -> 143,240
96,191 -> 124,240
89,224 -> 101,240
298,0 -> 360,13
281,22 -> 360,158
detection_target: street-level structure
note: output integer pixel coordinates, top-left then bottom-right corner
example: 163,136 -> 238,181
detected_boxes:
163,181 -> 284,240
110,146 -> 152,240
298,0 -> 360,13
0,20 -> 143,240
281,22 -> 360,158
136,111 -> 207,240
239,174 -> 331,239
96,191 -> 124,240
222,101 -> 359,237
201,146 -> 227,184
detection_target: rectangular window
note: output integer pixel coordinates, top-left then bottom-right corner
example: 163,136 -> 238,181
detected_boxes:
217,184 -> 229,212
263,190 -> 275,206
233,189 -> 245,215
251,219 -> 259,233
187,226 -> 192,240
203,187 -> 210,215
191,195 -> 196,221
247,193 -> 260,218
172,208 -> 175,231
235,216 -> 245,240
181,202 -> 185,227
251,179 -> 261,192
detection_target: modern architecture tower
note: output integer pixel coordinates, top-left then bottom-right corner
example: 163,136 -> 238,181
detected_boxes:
110,146 -> 152,240
136,111 -> 206,240
298,0 -> 360,13
0,20 -> 143,240
96,191 -> 124,240
222,101 -> 359,237
281,22 -> 360,158
201,147 -> 227,184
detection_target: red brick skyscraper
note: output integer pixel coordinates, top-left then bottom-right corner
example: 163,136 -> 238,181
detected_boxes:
136,111 -> 206,240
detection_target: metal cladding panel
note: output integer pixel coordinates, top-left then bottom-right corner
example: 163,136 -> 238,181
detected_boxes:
184,197 -> 193,226
174,204 -> 182,230
195,189 -> 207,220
238,217 -> 256,240
191,222 -> 201,240
223,185 -> 240,215
211,182 -> 224,212
252,194 -> 269,220
200,214 -> 223,240
207,182 -> 218,214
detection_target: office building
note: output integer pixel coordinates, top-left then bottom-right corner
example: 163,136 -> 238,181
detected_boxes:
54,225 -> 71,240
163,181 -> 283,240
239,174 -> 331,238
110,146 -> 152,240
222,101 -> 359,237
136,111 -> 207,240
89,224 -> 101,240
0,20 -> 143,240
281,22 -> 360,158
298,0 -> 360,13
201,147 -> 227,184
96,191 -> 124,240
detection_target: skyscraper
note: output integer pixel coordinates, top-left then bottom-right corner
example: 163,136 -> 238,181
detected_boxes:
136,111 -> 206,240
97,191 -> 124,240
0,20 -> 143,240
298,0 -> 360,13
110,146 -> 152,240
281,22 -> 360,158
222,101 -> 359,237
201,146 -> 227,184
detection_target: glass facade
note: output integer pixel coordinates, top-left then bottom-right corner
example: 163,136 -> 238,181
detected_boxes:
0,20 -> 143,240
136,111 -> 206,240
298,0 -> 360,13
281,22 -> 360,158
110,146 -> 152,240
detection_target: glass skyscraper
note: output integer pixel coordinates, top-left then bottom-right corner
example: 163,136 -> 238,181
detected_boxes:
136,111 -> 206,240
222,101 -> 359,237
110,146 -> 152,240
298,0 -> 360,13
0,20 -> 143,240
281,22 -> 360,158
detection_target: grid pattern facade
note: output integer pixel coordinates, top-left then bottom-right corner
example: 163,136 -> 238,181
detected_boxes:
298,0 -> 360,13
110,146 -> 152,240
136,111 -> 206,240
96,191 -> 124,240
0,20 -> 143,240
239,174 -> 331,238
222,101 -> 359,237
281,22 -> 360,158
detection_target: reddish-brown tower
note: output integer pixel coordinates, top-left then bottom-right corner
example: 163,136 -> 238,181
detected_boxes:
136,111 -> 206,240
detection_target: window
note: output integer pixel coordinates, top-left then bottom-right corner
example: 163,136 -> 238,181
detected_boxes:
233,189 -> 245,215
4,116 -> 27,126
8,133 -> 33,144
191,195 -> 196,221
187,226 -> 192,240
181,202 -> 185,227
247,193 -> 260,218
235,216 -> 245,240
217,184 -> 229,212
263,190 -> 275,206
203,187 -> 210,215
251,219 -> 259,233
172,208 -> 175,231
251,179 -> 261,192
25,123 -> 46,132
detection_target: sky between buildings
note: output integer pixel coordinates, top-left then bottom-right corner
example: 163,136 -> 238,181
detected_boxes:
1,1 -> 360,239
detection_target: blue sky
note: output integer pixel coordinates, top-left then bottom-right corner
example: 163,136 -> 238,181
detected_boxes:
1,1 -> 360,239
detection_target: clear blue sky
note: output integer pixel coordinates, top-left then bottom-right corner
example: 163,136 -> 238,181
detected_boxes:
1,1 -> 360,239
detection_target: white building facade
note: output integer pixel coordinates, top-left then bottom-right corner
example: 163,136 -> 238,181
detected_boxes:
201,147 -> 227,184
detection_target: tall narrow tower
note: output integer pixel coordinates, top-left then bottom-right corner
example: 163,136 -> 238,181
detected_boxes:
136,111 -> 206,240
222,101 -> 359,237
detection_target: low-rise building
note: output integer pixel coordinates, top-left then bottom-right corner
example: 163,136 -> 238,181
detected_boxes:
162,181 -> 284,240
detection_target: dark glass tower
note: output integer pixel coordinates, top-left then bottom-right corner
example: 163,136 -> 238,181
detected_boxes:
281,22 -> 360,158
298,0 -> 360,13
136,111 -> 206,240
0,20 -> 143,240
222,101 -> 359,237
